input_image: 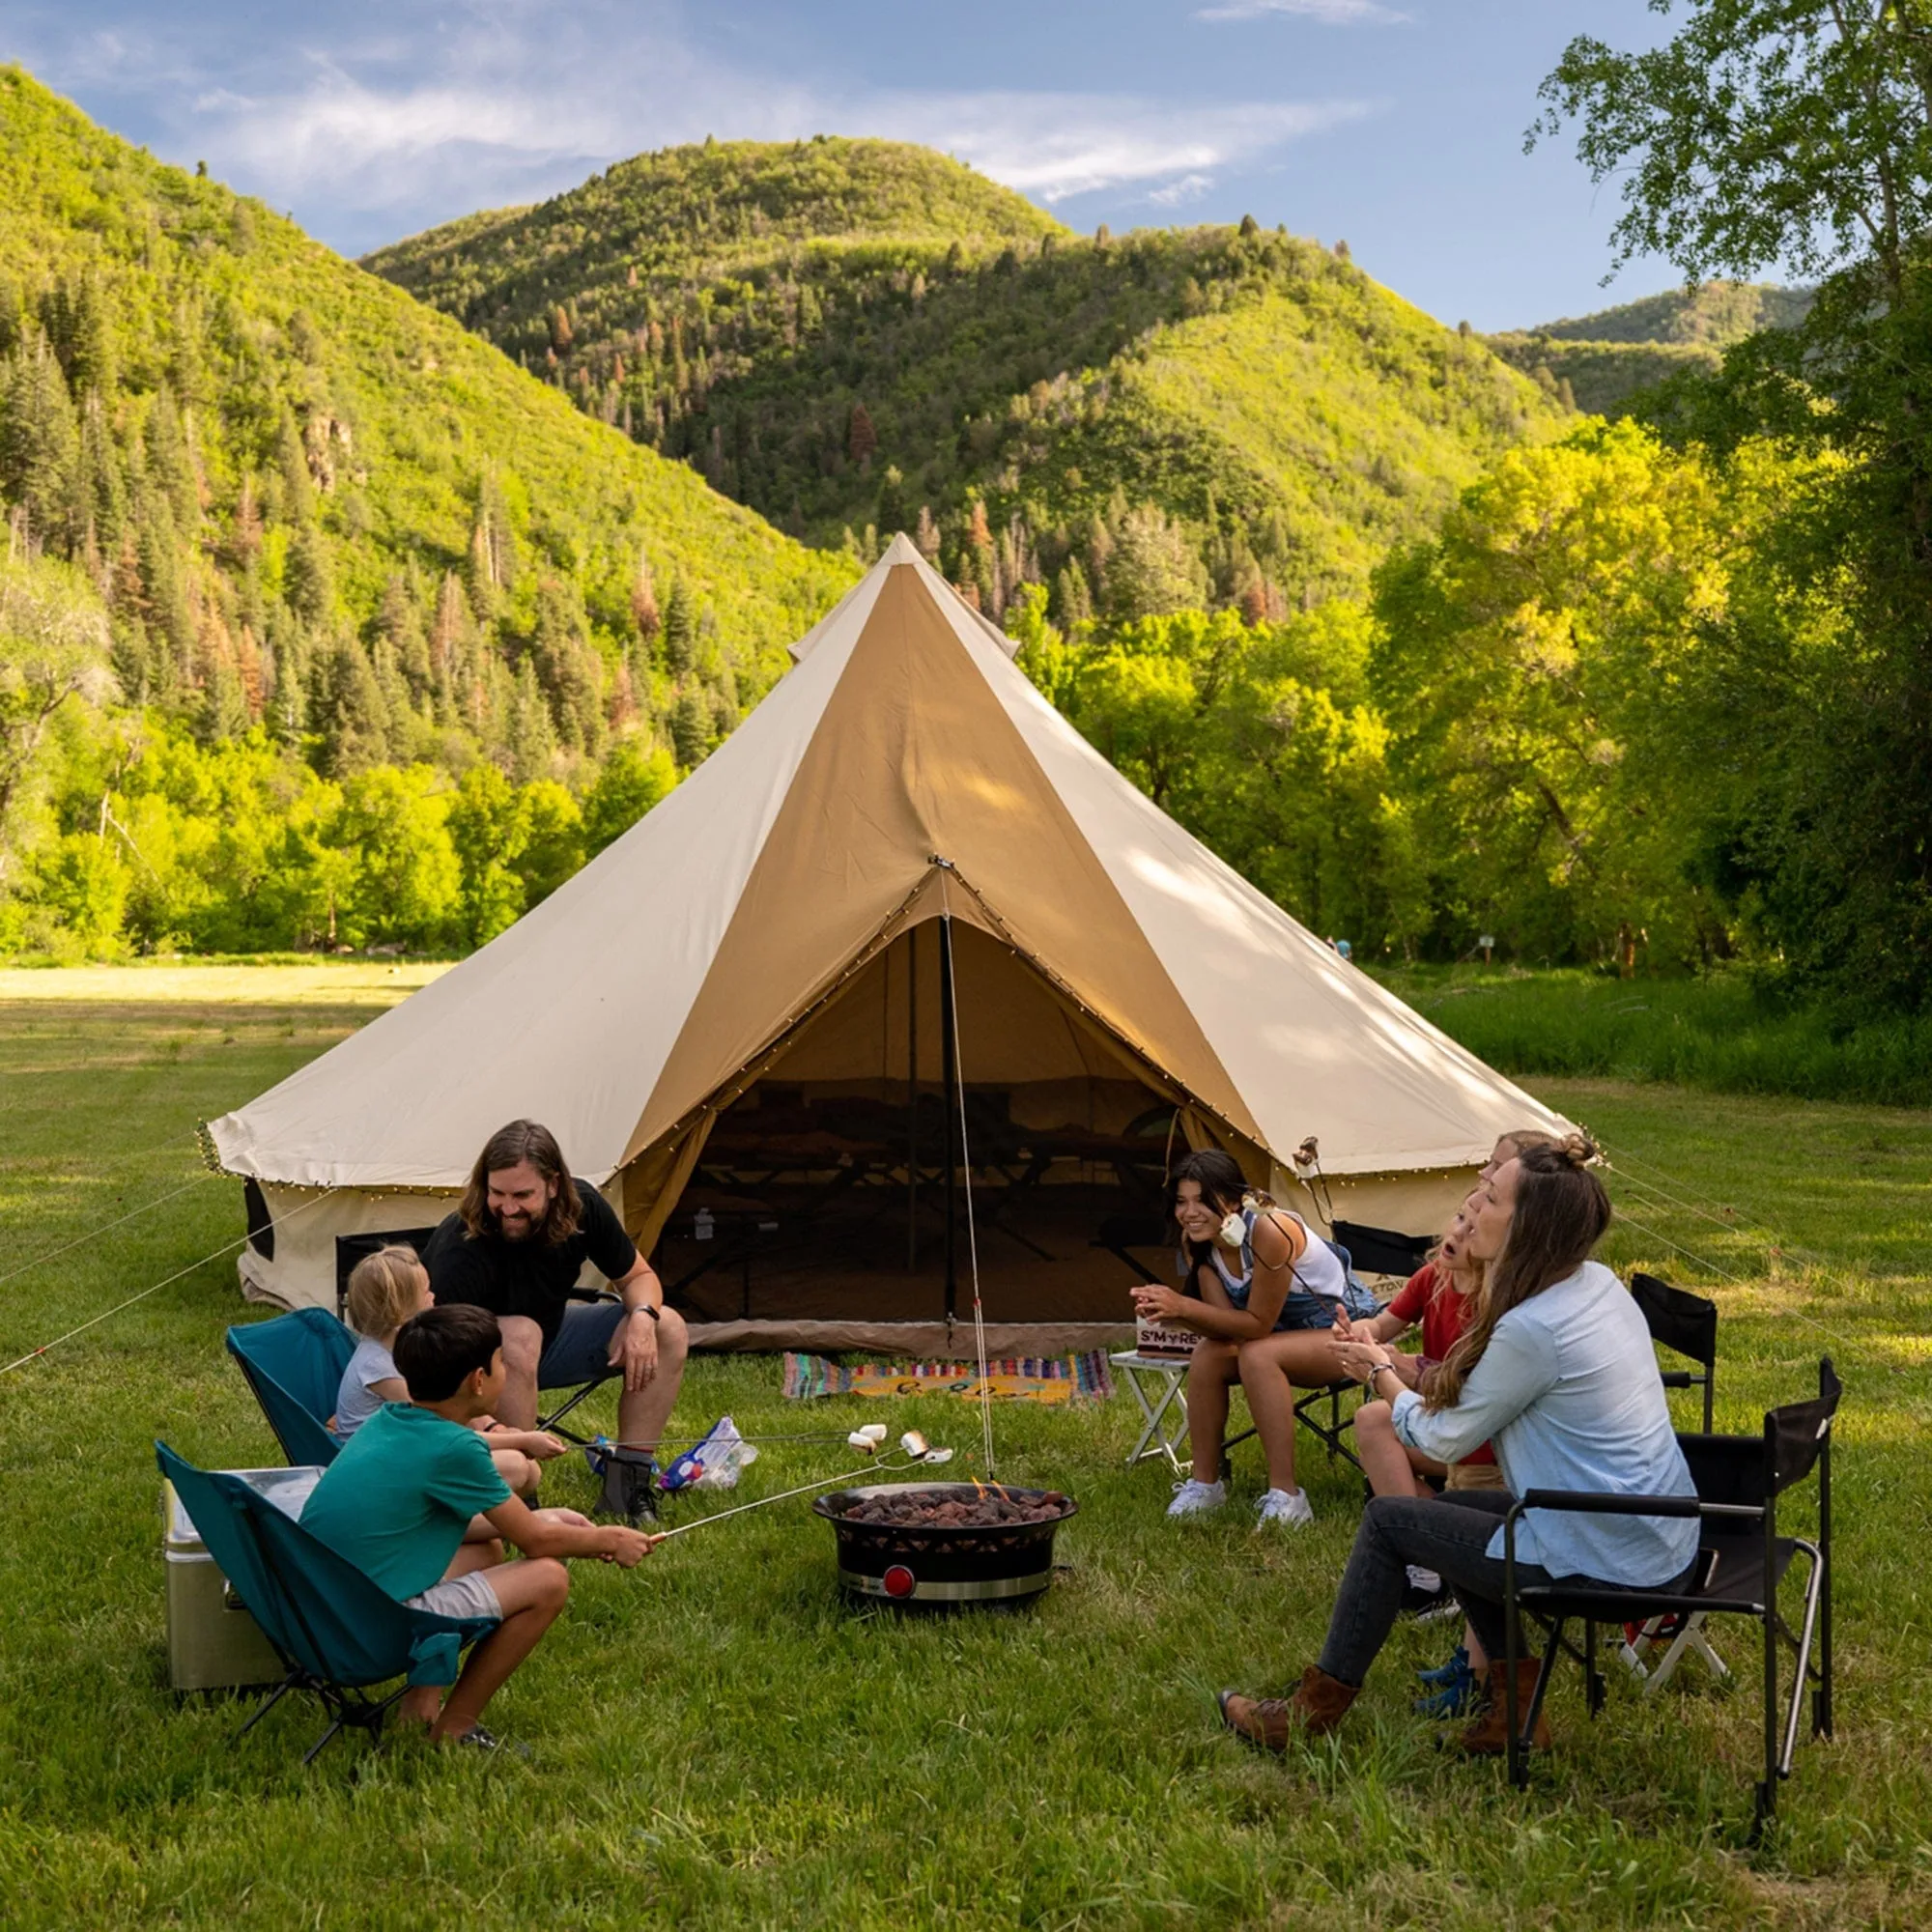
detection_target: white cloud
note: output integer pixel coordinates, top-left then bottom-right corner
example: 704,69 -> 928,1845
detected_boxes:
1198,0 -> 1410,23
14,6 -> 1378,249
871,93 -> 1372,206
1148,172 -> 1215,208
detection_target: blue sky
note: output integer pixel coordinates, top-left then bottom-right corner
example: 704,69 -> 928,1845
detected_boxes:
4,2 -> 1685,330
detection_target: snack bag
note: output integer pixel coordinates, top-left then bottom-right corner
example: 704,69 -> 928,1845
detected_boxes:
659,1414 -> 759,1492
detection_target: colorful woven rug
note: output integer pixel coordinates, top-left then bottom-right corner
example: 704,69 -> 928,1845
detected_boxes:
782,1350 -> 1115,1406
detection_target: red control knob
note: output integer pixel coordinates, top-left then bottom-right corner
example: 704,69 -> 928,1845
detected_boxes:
882,1564 -> 916,1599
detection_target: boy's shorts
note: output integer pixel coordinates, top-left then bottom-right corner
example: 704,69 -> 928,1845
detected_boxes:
405,1569 -> 504,1622
1444,1461 -> 1507,1492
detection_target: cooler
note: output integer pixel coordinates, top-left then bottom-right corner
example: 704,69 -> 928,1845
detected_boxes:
163,1465 -> 323,1692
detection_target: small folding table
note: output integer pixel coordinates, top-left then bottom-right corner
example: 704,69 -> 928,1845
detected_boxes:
1110,1350 -> 1194,1473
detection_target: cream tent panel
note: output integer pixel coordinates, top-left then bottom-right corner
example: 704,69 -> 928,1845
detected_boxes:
207,590 -> 875,1191
978,637 -> 1569,1173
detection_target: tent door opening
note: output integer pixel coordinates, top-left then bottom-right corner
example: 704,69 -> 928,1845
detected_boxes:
644,918 -> 1187,1334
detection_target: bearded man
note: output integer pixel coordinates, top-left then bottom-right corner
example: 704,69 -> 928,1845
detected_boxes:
423,1119 -> 688,1458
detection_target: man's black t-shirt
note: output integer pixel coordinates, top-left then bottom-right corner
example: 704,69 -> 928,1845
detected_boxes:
423,1180 -> 638,1350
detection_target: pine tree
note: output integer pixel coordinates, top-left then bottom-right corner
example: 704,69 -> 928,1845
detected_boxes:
0,336 -> 81,551
507,659 -> 557,783
847,401 -> 877,468
318,632 -> 390,775
285,523 -> 336,626
669,682 -> 710,767
376,574 -> 433,696
661,573 -> 696,672
273,410 -> 312,523
876,464 -> 905,536
145,385 -> 199,532
1052,558 -> 1094,627
914,504 -> 941,561
630,548 -> 660,639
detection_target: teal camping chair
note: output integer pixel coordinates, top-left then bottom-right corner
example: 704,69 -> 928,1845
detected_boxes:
226,1308 -> 355,1466
156,1443 -> 497,1763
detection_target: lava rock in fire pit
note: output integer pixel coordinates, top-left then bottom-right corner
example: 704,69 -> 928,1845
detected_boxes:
842,1491 -> 1068,1528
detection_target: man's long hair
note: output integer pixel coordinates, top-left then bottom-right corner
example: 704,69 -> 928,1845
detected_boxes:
1421,1134 -> 1609,1410
460,1119 -> 582,1246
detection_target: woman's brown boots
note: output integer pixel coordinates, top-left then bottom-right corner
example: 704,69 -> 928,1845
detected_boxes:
1456,1659 -> 1550,1754
1218,1667 -> 1360,1749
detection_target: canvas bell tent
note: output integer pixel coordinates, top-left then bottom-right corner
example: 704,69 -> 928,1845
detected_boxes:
206,535 -> 1569,1351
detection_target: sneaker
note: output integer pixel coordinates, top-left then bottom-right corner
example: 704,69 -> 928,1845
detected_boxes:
1254,1487 -> 1315,1528
1167,1477 -> 1227,1518
1412,1646 -> 1479,1719
1401,1564 -> 1448,1613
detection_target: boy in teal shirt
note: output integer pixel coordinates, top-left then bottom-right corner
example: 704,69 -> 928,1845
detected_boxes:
302,1303 -> 657,1749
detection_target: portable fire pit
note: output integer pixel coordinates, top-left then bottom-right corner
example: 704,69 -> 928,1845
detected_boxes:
811,1481 -> 1078,1605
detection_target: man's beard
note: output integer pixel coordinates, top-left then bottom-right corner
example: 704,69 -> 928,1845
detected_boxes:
495,1208 -> 541,1241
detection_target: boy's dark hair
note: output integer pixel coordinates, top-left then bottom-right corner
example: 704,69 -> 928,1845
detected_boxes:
393,1304 -> 502,1402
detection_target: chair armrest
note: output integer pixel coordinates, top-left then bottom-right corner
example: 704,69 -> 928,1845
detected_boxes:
1515,1489 -> 1705,1520
565,1286 -> 624,1304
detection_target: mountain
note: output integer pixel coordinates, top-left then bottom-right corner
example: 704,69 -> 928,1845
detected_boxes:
1487,280 -> 1812,415
366,138 -> 1566,621
0,69 -> 854,782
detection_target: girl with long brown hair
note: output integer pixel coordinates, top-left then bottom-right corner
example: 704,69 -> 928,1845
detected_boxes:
1219,1133 -> 1700,1754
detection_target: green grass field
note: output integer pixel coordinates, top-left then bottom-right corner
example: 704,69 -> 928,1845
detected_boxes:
1369,963 -> 1932,1112
1,967 -> 1927,1929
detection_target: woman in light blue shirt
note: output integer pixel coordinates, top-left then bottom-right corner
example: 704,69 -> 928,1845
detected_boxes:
1219,1135 -> 1699,1753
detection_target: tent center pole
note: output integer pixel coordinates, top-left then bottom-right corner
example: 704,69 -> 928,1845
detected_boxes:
906,924 -> 918,1273
939,912 -> 958,1324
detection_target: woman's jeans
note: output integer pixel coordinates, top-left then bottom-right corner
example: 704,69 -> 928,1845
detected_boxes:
1316,1491 -> 1698,1686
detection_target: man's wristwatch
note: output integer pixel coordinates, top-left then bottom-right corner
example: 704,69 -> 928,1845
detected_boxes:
630,1303 -> 661,1322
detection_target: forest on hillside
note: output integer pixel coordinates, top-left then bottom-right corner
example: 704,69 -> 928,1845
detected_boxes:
369,138 -> 1562,624
9,2 -> 1932,1019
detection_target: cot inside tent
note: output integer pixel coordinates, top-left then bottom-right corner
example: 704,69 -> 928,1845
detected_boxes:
210,534 -> 1570,1352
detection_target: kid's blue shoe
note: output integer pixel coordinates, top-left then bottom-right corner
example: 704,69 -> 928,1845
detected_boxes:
1413,1645 -> 1477,1718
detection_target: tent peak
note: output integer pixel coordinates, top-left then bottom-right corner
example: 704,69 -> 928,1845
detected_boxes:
788,537 -> 1020,664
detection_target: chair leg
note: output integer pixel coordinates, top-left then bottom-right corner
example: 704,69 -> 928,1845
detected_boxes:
538,1372 -> 614,1436
1525,1625 -> 1561,1745
1584,1620 -> 1605,1718
235,1674 -> 299,1740
1780,1543 -> 1826,1777
1757,1604 -> 1778,1833
301,1718 -> 346,1766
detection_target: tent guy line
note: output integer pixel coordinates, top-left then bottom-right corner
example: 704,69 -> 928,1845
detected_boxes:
0,1187 -> 335,1376
939,860 -> 998,1478
0,1170 -> 221,1291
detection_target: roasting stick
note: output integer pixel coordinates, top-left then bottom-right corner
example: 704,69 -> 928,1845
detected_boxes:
649,1443 -> 950,1540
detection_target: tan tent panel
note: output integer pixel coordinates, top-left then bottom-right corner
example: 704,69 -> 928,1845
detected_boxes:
209,535 -> 1570,1350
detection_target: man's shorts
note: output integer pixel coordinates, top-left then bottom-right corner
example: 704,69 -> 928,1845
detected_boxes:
536,1297 -> 627,1388
1444,1460 -> 1508,1492
405,1568 -> 503,1622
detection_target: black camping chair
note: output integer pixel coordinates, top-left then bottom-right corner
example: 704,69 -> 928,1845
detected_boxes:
1633,1270 -> 1718,1433
1622,1273 -> 1723,1690
1330,1220 -> 1435,1279
1499,1358 -> 1839,1839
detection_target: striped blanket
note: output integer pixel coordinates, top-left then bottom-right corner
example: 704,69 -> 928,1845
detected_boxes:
782,1350 -> 1115,1405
